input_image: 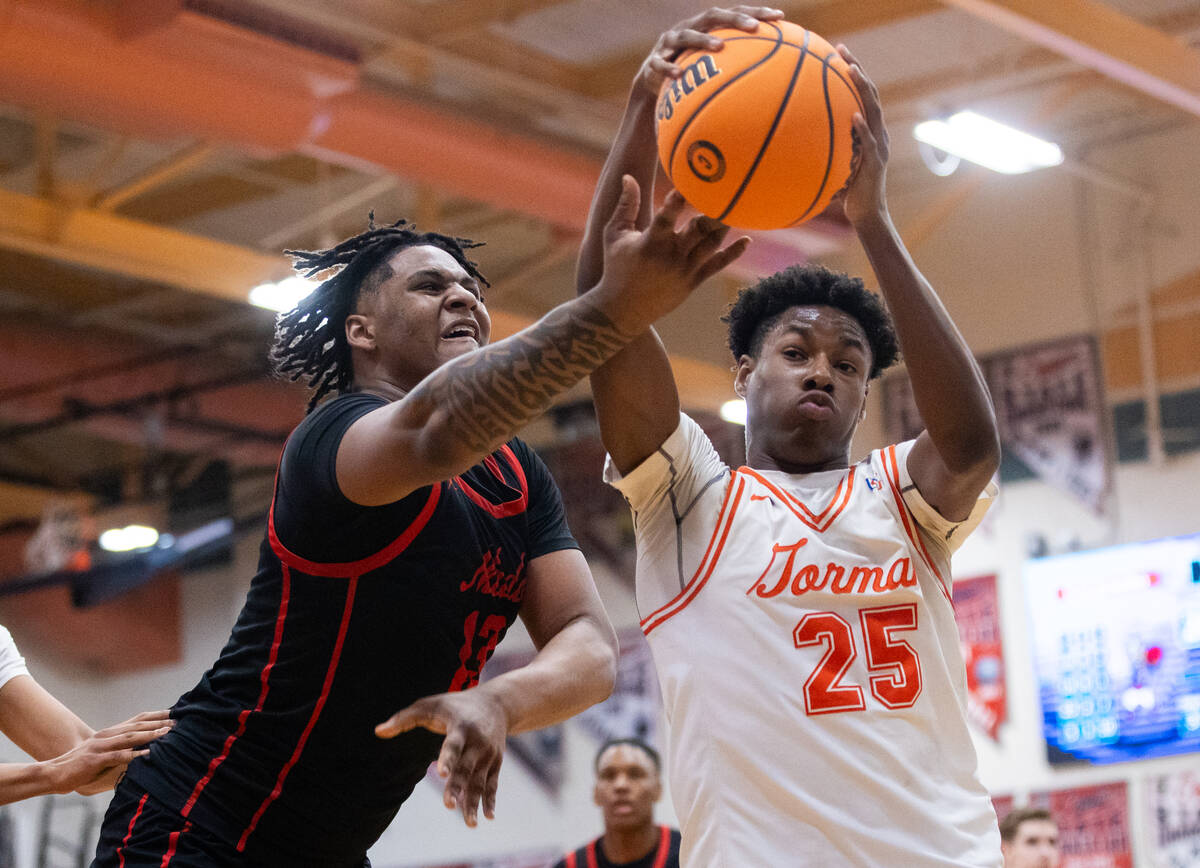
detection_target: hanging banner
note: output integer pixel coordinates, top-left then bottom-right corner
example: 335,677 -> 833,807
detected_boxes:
883,335 -> 1109,512
991,794 -> 1014,824
984,336 -> 1108,512
952,574 -> 1006,741
1030,781 -> 1132,868
1145,767 -> 1200,868
576,628 -> 661,749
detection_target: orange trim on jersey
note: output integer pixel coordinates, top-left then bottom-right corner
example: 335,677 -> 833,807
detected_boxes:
779,467 -> 850,524
639,471 -> 737,629
454,444 -> 529,518
268,481 -> 441,578
881,445 -> 952,606
641,475 -> 746,636
738,465 -> 855,533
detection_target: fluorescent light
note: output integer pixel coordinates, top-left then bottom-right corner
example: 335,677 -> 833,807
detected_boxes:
98,524 -> 160,552
913,111 -> 1063,175
720,399 -> 747,426
249,276 -> 320,312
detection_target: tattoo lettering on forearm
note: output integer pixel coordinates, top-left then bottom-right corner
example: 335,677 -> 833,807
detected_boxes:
426,302 -> 629,451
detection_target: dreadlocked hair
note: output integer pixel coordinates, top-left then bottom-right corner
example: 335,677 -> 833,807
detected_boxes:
270,215 -> 489,413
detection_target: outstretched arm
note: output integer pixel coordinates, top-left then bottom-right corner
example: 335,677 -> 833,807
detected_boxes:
838,47 -> 1000,519
0,675 -> 171,804
579,7 -> 779,475
337,178 -> 745,505
375,548 -> 616,828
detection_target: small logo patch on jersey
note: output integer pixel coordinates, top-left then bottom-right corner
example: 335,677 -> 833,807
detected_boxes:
865,476 -> 883,491
750,493 -> 774,504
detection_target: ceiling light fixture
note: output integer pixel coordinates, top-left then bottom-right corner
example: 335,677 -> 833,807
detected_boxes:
98,524 -> 160,552
249,276 -> 320,312
720,399 -> 747,426
913,111 -> 1063,175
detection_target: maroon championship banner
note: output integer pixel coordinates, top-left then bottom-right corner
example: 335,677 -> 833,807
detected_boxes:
1144,767 -> 1200,868
952,574 -> 1007,741
1030,782 -> 1132,868
883,335 -> 1109,512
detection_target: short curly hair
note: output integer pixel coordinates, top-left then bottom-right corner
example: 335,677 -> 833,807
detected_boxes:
724,264 -> 899,379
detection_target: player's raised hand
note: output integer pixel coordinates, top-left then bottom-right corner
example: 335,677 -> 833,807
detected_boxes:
376,690 -> 507,828
835,44 -> 891,228
636,6 -> 785,97
595,175 -> 749,332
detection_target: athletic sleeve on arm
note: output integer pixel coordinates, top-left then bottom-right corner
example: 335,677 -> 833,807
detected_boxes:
892,438 -> 997,555
604,413 -> 732,617
510,439 -> 579,559
0,625 -> 29,690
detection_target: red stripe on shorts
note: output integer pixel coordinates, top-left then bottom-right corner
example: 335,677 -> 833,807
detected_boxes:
160,822 -> 191,867
117,792 -> 149,868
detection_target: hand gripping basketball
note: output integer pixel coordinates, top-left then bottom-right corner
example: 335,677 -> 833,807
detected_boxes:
833,44 -> 892,229
636,7 -> 785,98
652,15 -> 864,229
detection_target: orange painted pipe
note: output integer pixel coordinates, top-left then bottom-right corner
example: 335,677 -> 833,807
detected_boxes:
0,0 -> 601,228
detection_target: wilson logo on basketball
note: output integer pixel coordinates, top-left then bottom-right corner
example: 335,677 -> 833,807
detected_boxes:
656,55 -> 722,122
746,538 -> 916,598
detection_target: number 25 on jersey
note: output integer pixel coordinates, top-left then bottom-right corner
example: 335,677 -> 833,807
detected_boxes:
794,604 -> 922,715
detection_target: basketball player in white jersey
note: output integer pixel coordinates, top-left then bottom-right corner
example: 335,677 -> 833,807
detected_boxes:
575,6 -> 1003,866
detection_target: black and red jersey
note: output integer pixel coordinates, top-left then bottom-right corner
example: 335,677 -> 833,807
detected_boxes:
123,392 -> 578,867
555,826 -> 681,868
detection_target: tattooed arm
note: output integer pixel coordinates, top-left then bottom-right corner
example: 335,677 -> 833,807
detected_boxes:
336,177 -> 747,505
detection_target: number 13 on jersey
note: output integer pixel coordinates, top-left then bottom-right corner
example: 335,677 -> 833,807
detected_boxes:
794,604 -> 923,715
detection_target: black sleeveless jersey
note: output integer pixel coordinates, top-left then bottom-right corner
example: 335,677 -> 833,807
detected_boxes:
554,827 -> 681,868
125,392 -> 578,867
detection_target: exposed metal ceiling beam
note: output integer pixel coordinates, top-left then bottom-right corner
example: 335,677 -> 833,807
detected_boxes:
938,0 -> 1200,116
92,142 -> 219,212
576,0 -> 942,98
0,187 -> 288,300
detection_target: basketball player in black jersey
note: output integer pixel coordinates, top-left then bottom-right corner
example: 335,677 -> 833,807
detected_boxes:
555,739 -> 681,868
88,175 -> 747,866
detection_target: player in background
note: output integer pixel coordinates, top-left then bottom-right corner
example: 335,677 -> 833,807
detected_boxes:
1000,809 -> 1060,868
577,6 -> 1002,866
554,738 -> 680,868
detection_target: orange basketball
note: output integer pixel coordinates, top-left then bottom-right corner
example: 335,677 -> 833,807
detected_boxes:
655,20 -> 862,230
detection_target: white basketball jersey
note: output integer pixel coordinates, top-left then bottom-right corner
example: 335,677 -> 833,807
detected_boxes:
605,414 -> 1001,868
0,625 -> 29,690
